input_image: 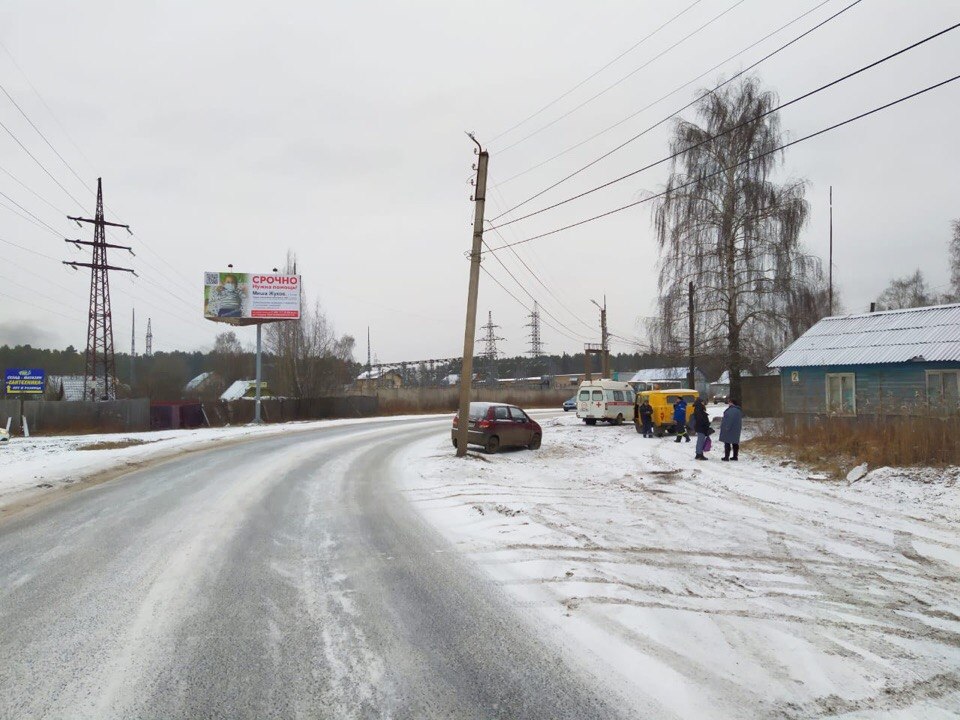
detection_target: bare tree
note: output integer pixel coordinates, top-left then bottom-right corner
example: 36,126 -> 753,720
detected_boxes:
652,75 -> 822,400
211,330 -> 249,384
949,219 -> 960,301
265,252 -> 356,398
876,269 -> 934,310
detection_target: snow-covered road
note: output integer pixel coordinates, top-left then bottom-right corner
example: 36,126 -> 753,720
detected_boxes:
398,412 -> 960,718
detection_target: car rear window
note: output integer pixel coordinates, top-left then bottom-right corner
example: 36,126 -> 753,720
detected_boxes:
592,390 -> 603,401
469,403 -> 491,420
578,390 -> 590,401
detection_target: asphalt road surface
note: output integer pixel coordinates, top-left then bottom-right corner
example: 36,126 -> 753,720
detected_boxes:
0,418 -> 630,719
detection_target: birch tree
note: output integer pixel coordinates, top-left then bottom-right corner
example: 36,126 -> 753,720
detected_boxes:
652,76 -> 822,400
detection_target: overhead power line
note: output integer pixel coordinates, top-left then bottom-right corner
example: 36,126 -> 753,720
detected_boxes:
0,81 -> 89,190
488,0 -> 704,144
493,0 -> 749,154
484,73 -> 960,253
490,20 -> 960,231
491,0 -> 851,197
0,118 -> 87,209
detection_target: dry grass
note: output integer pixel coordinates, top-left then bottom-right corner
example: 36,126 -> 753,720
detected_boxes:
77,438 -> 154,451
754,415 -> 960,476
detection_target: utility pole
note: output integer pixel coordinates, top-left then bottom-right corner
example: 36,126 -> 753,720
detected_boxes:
828,185 -> 834,316
456,134 -> 488,457
479,310 -> 505,384
145,318 -> 153,357
688,281 -> 695,390
63,178 -> 134,401
591,296 -> 609,379
130,308 -> 136,390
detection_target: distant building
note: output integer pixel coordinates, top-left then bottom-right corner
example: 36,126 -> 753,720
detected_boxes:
47,375 -> 87,401
769,303 -> 960,419
355,367 -> 403,393
624,367 -> 709,396
183,371 -> 224,399
221,380 -> 273,401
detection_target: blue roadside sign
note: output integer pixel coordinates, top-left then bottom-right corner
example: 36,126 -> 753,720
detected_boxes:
5,368 -> 45,394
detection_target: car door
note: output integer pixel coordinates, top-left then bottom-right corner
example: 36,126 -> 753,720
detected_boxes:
492,405 -> 513,445
508,406 -> 532,445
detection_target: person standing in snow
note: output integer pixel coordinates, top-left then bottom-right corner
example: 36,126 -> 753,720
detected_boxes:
719,398 -> 743,461
636,396 -> 654,438
692,397 -> 712,460
672,397 -> 690,443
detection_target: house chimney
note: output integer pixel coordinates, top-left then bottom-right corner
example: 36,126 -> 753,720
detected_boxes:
870,302 -> 876,313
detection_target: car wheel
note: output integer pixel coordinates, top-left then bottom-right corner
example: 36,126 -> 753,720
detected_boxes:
452,438 -> 458,448
563,407 -> 570,412
485,435 -> 500,454
528,434 -> 541,450
614,413 -> 624,426
585,418 -> 597,426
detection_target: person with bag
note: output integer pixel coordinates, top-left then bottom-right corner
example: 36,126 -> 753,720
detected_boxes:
719,398 -> 743,461
692,397 -> 713,460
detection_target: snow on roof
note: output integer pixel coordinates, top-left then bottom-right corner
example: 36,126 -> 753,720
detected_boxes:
627,367 -> 704,383
185,371 -> 215,391
356,367 -> 400,380
220,380 -> 255,401
769,303 -> 960,367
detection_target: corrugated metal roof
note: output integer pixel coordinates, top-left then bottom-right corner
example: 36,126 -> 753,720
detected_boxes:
769,303 -> 960,367
627,367 -> 705,383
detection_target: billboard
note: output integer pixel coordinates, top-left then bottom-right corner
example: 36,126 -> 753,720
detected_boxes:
203,271 -> 301,325
5,368 -> 45,394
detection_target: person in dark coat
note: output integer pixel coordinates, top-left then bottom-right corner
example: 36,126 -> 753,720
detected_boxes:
719,398 -> 743,461
672,397 -> 690,443
692,398 -> 712,460
636,397 -> 654,438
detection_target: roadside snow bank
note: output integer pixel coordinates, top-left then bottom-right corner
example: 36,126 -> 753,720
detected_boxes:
396,413 -> 960,719
0,414 -> 446,510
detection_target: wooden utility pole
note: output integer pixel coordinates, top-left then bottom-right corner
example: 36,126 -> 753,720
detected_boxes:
688,281 -> 695,390
455,135 -> 489,457
591,296 -> 610,378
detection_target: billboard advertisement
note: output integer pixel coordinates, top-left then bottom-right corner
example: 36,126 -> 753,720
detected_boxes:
5,368 -> 45,394
203,271 -> 301,324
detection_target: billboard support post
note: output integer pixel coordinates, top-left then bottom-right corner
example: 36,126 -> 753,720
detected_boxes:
255,323 -> 263,425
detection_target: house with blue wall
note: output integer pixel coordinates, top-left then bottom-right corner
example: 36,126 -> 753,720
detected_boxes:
768,304 -> 960,419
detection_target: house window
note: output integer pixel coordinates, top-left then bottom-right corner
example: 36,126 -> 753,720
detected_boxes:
826,373 -> 856,415
926,370 -> 960,408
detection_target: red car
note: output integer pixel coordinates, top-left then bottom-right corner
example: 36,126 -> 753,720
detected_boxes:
451,402 -> 542,454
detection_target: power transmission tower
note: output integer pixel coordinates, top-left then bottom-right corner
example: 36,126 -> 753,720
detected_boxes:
63,178 -> 133,401
145,318 -> 153,356
478,310 -> 504,383
526,301 -> 545,357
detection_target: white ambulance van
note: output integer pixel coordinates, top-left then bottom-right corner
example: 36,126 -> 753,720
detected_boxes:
576,379 -> 636,425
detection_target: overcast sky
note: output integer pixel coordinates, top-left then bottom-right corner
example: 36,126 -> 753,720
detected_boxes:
0,0 -> 957,362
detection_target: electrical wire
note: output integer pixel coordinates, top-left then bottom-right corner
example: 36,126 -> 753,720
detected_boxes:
478,262 -> 585,347
493,0 -> 749,154
0,118 -> 87,209
490,0 -> 850,196
0,81 -> 89,190
480,236 -> 593,342
488,0 -> 704,144
0,162 -> 69,216
490,20 -> 960,230
485,73 -> 960,253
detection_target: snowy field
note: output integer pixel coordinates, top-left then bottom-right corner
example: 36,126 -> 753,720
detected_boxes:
0,414 -> 444,510
397,412 -> 960,719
